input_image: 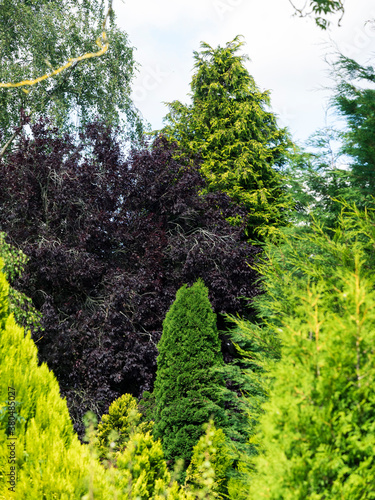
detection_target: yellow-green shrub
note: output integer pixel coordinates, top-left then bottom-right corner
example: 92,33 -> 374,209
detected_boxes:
96,393 -> 142,459
0,262 -> 196,499
185,421 -> 233,499
0,264 -> 118,499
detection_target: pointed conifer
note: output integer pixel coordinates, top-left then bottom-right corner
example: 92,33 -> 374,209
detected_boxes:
152,279 -> 228,468
162,36 -> 293,239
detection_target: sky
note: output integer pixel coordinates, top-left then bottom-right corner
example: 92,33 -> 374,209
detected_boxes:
113,0 -> 375,145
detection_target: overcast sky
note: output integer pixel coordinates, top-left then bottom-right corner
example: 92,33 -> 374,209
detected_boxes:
113,0 -> 375,144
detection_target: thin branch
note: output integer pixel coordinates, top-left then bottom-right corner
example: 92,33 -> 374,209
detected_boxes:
0,129 -> 22,159
288,0 -> 310,17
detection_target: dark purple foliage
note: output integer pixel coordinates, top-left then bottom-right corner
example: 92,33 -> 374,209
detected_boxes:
0,120 -> 261,436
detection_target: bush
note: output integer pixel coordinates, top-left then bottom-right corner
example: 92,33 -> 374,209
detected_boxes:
0,261 -> 120,498
115,431 -> 172,499
186,421 -> 233,499
96,393 -> 141,459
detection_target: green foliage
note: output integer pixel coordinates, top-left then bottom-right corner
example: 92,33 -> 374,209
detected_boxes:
114,431 -> 173,500
96,393 -> 141,459
333,55 -> 375,203
0,233 -> 43,333
161,36 -> 293,240
287,56 -> 375,229
152,280 -> 228,469
0,261 -> 121,498
285,129 -> 355,228
186,421 -> 233,499
0,0 -> 142,148
96,393 -> 153,460
246,206 -> 375,498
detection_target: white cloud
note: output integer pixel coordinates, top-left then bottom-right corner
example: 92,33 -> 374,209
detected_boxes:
113,0 -> 375,142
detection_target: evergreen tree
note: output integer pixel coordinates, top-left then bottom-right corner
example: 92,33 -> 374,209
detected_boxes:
161,37 -> 293,240
285,55 -> 375,230
96,393 -> 142,459
114,431 -> 174,500
285,128 -> 355,228
246,206 -> 375,498
333,55 -> 375,204
152,280 -> 228,468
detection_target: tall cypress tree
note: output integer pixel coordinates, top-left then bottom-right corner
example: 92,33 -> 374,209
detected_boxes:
162,36 -> 293,240
152,280 -> 228,468
246,206 -> 375,498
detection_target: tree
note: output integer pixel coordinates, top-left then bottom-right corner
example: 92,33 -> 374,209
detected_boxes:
185,421 -> 233,499
152,280 -> 228,469
162,37 -> 293,240
289,0 -> 345,29
285,55 -> 375,230
0,0 -> 142,155
333,55 -> 375,204
115,431 -> 178,500
284,128 -> 355,228
0,121 -> 261,436
246,206 -> 375,498
96,393 -> 143,459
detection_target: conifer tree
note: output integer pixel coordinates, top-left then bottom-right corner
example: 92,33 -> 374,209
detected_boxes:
115,431 -> 174,500
333,55 -> 375,204
162,37 -> 293,239
152,280 -> 228,468
285,56 -> 375,229
96,393 -> 142,459
246,206 -> 375,498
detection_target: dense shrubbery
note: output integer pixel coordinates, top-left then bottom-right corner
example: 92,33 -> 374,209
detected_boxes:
0,262 -> 206,499
185,421 -> 234,498
0,121 -> 260,435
